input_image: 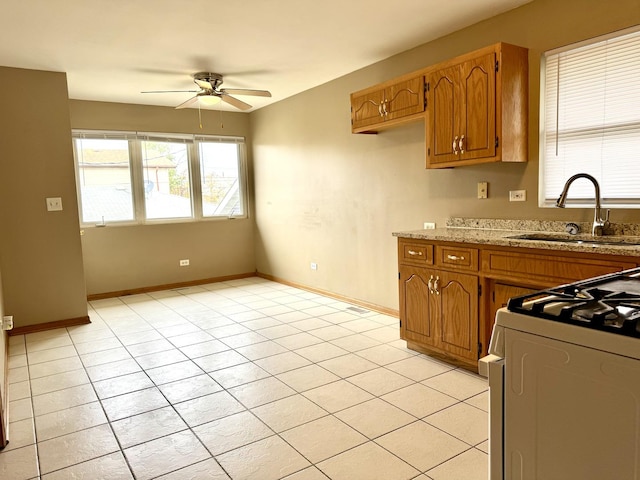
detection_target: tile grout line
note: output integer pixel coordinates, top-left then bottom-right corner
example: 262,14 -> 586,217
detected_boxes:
4,278 -> 488,479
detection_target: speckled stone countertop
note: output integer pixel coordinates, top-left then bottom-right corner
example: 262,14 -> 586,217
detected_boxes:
392,218 -> 640,257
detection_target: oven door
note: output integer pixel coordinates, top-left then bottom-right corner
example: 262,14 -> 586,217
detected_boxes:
479,353 -> 504,480
503,327 -> 640,479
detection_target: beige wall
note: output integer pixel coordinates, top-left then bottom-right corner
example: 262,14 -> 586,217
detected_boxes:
0,67 -> 87,327
3,0 -> 638,318
69,101 -> 255,295
250,0 -> 640,311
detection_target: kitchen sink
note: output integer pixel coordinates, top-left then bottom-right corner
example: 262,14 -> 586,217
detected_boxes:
507,233 -> 640,246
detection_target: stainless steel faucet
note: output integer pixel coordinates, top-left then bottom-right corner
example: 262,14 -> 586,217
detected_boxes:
556,173 -> 610,236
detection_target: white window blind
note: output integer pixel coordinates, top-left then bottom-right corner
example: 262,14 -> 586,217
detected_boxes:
540,26 -> 640,207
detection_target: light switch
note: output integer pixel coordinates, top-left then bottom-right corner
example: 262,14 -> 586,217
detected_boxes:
46,197 -> 63,211
477,182 -> 488,199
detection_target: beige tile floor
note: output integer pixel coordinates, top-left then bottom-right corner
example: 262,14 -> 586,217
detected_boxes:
0,277 -> 488,480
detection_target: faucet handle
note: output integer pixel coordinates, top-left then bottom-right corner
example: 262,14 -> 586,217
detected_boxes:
605,209 -> 610,222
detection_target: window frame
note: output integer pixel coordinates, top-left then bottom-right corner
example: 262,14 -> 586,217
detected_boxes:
72,129 -> 248,227
538,25 -> 640,209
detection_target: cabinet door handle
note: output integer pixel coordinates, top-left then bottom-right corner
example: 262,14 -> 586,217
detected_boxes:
408,250 -> 423,256
453,136 -> 459,155
447,254 -> 465,261
427,275 -> 434,294
434,276 -> 440,295
382,100 -> 388,117
459,135 -> 465,154
378,103 -> 384,117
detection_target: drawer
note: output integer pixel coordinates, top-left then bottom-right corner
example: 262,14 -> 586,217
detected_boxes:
399,241 -> 434,265
436,245 -> 479,271
481,249 -> 636,285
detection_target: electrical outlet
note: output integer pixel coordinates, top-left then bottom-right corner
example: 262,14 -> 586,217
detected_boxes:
310,262 -> 318,271
46,197 -> 63,211
423,222 -> 436,229
179,259 -> 190,266
509,190 -> 527,202
477,182 -> 488,199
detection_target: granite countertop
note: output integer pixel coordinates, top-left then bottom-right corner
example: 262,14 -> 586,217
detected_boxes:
392,218 -> 640,257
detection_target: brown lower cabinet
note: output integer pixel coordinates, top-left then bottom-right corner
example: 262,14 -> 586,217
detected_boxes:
400,265 -> 478,364
398,237 -> 638,371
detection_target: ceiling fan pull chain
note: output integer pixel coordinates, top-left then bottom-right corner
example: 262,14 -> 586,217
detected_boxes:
198,102 -> 203,129
220,109 -> 224,129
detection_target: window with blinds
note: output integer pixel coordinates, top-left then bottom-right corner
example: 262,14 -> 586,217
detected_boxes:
540,26 -> 640,208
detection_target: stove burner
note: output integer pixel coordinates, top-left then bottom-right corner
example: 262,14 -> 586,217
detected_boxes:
507,268 -> 640,338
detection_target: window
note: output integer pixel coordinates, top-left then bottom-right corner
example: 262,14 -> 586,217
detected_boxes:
74,133 -> 136,224
198,138 -> 245,217
140,136 -> 192,220
540,26 -> 640,208
73,131 -> 247,225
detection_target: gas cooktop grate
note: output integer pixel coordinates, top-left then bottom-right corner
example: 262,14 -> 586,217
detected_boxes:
506,267 -> 640,338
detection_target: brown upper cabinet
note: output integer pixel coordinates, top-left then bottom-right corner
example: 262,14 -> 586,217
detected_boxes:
427,54 -> 496,165
351,73 -> 425,133
350,42 -> 529,168
426,43 -> 528,168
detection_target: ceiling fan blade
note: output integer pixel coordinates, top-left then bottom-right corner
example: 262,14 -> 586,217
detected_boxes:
221,88 -> 272,97
141,90 -> 199,93
175,96 -> 200,109
194,79 -> 213,90
221,94 -> 252,111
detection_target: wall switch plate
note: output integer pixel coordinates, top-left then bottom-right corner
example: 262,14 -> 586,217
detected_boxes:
310,262 -> 318,270
423,222 -> 436,229
2,316 -> 13,331
509,190 -> 527,202
179,259 -> 190,266
46,197 -> 63,211
477,182 -> 488,199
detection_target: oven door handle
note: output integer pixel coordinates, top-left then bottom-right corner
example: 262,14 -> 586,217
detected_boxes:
479,354 -> 505,480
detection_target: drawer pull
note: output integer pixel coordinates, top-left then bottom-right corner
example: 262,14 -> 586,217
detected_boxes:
447,254 -> 465,261
408,250 -> 423,256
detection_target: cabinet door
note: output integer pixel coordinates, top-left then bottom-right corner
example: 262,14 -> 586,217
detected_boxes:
351,89 -> 384,130
460,53 -> 496,160
485,282 -> 538,355
427,66 -> 459,165
492,283 -> 537,314
433,270 -> 478,361
385,76 -> 425,121
399,265 -> 436,346
427,52 -> 498,168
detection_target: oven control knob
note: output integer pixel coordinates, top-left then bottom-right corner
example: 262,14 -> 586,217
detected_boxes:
565,222 -> 580,235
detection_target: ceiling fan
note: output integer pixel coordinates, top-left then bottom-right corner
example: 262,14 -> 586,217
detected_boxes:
142,72 -> 271,111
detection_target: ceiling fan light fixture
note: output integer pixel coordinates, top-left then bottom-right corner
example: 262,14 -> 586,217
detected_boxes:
198,95 -> 221,106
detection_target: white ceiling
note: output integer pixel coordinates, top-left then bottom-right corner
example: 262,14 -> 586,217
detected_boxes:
0,0 -> 531,112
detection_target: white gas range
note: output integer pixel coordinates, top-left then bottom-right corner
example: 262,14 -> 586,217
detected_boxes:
480,268 -> 640,480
